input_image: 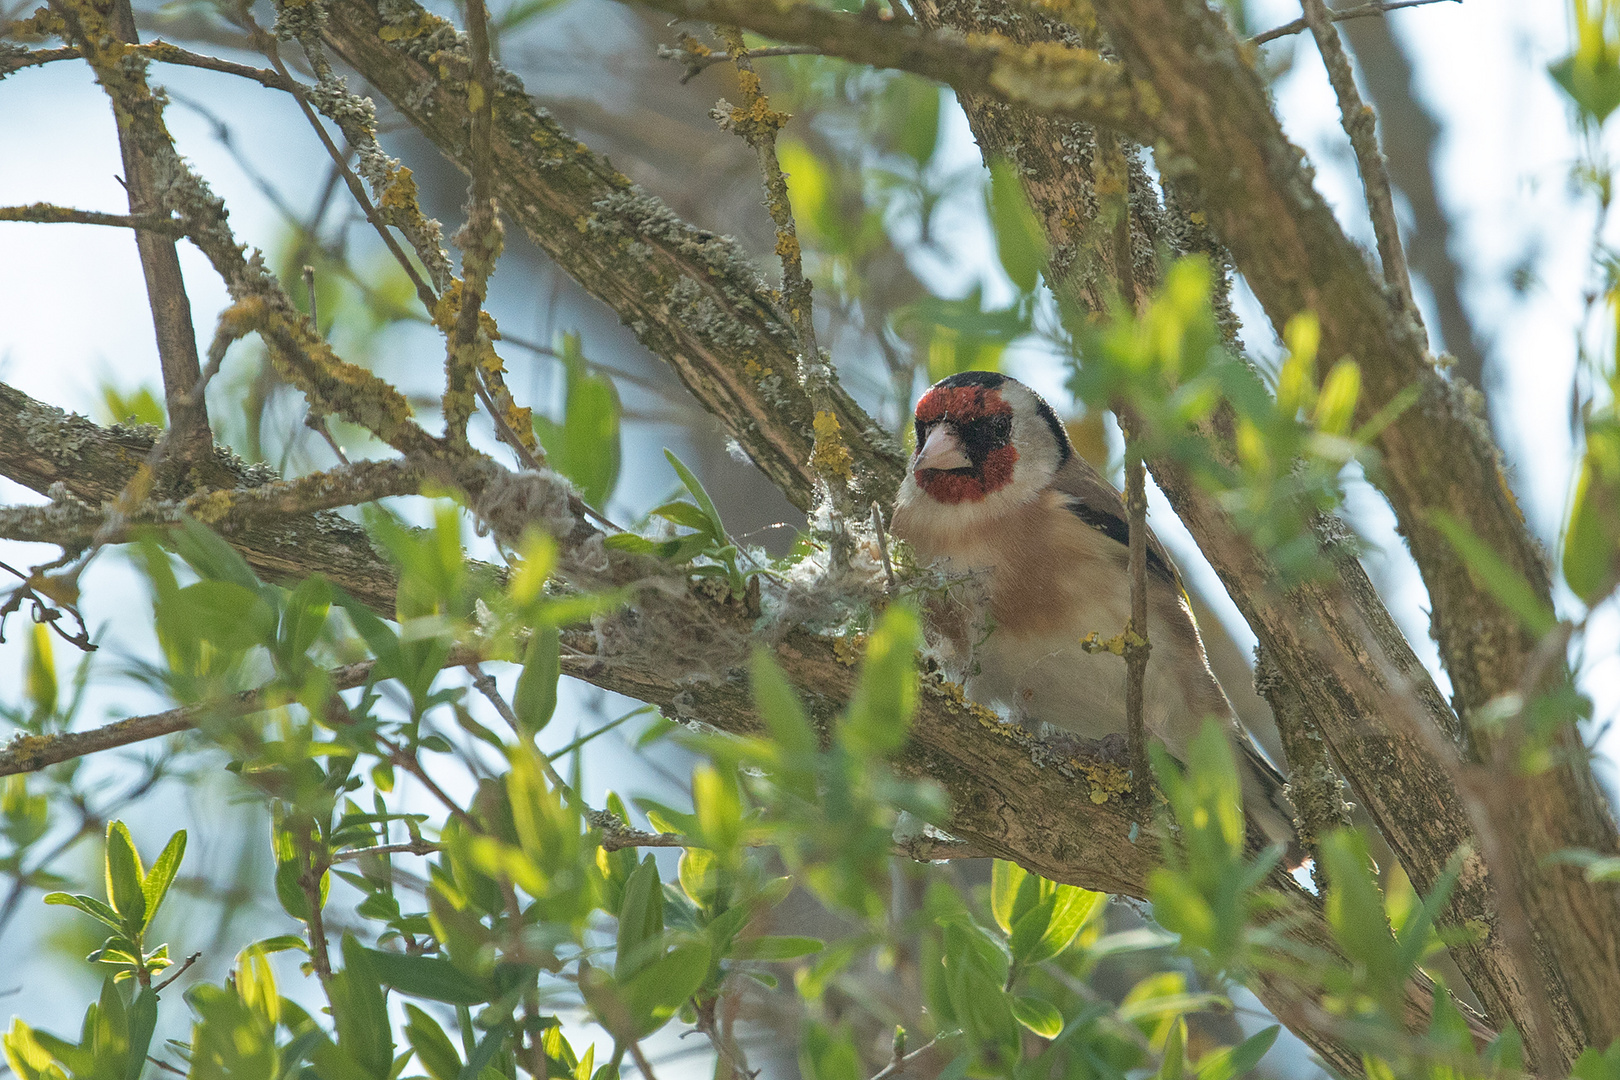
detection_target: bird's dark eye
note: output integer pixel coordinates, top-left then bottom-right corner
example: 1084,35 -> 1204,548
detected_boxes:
957,414 -> 1012,459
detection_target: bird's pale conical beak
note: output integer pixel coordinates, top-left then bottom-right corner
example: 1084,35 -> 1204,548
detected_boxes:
914,423 -> 971,471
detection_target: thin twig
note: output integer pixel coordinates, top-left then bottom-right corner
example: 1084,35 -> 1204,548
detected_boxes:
869,1034 -> 950,1080
445,0 -> 501,448
1122,446 -> 1151,799
58,0 -> 213,463
870,502 -> 898,593
658,40 -> 823,83
153,950 -> 202,992
296,828 -> 333,982
0,40 -> 294,89
0,203 -> 184,233
0,646 -> 481,777
1251,0 -> 1459,47
331,839 -> 443,862
627,1039 -> 661,1080
239,15 -> 438,311
715,29 -> 818,373
1299,0 -> 1419,320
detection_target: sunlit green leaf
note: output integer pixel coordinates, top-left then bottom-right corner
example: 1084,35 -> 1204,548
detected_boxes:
1010,995 -> 1063,1038
103,821 -> 146,928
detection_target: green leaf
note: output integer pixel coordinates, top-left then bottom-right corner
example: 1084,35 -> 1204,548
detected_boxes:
1158,1018 -> 1187,1080
1321,829 -> 1402,1008
750,647 -> 816,762
1010,995 -> 1063,1038
533,333 -> 622,510
841,606 -> 920,758
331,935 -> 393,1079
1570,1039 -> 1620,1080
990,861 -> 1025,935
1008,895 -> 1057,965
103,821 -> 146,929
513,626 -> 561,737
1195,1025 -> 1278,1080
800,1022 -> 862,1080
169,516 -> 262,592
728,936 -> 824,961
25,622 -> 57,718
1432,511 -> 1556,635
650,501 -> 715,534
616,858 -> 664,982
140,830 -> 186,930
44,892 -> 124,930
168,580 -> 280,655
663,450 -> 728,542
987,158 -> 1047,293
1551,53 -> 1620,124
365,949 -> 496,1005
1312,359 -> 1361,437
334,589 -> 404,679
692,765 -> 742,859
1013,884 -> 1105,965
124,989 -> 157,1080
281,575 -> 333,657
618,938 -> 711,1038
1563,422 -> 1620,605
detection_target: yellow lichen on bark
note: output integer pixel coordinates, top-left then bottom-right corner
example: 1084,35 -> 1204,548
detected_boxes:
809,411 -> 853,482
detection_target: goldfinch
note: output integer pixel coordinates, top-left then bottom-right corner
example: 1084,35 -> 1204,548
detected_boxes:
890,371 -> 1296,849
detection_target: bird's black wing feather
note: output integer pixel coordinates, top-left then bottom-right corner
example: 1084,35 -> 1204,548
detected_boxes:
1050,456 -> 1179,586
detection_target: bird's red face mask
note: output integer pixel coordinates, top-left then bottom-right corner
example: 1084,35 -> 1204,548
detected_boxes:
912,384 -> 1018,504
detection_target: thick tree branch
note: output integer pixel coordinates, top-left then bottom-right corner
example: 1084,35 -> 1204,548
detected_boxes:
1057,0 -> 1620,1060
0,382 -> 405,610
0,459 -> 433,550
630,0 -> 1154,136
908,0 -> 1578,1062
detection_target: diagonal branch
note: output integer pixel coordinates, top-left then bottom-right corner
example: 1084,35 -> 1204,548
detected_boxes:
49,0 -> 212,466
319,0 -> 904,514
1299,0 -> 1418,318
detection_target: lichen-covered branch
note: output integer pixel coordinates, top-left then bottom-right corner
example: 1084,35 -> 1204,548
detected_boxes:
0,202 -> 184,232
0,381 -> 404,610
0,458 -> 433,551
1299,0 -> 1417,317
319,0 -> 903,514
630,0 -> 1155,137
0,39 -> 295,88
443,0 -> 499,449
